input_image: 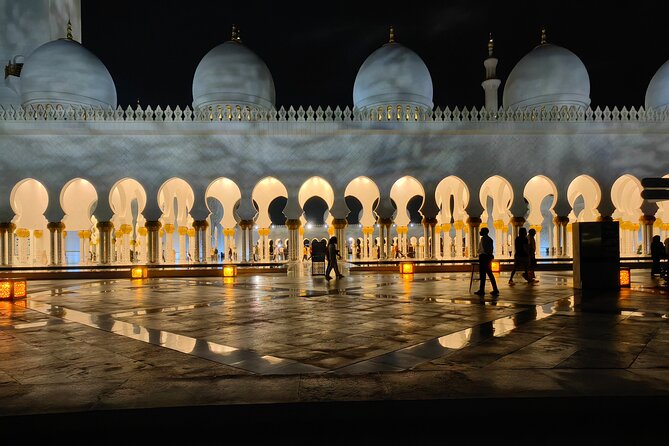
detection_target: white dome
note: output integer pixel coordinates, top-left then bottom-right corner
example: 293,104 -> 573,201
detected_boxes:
192,41 -> 275,111
353,42 -> 433,110
645,60 -> 669,110
20,39 -> 117,109
503,43 -> 590,110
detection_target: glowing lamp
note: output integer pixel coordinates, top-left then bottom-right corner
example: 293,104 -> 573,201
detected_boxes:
0,278 -> 28,299
131,266 -> 148,279
223,265 -> 237,277
491,261 -> 500,273
400,262 -> 414,274
619,267 -> 631,287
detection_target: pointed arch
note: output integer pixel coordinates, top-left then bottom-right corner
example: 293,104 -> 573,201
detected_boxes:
206,177 -> 241,229
567,175 -> 601,222
10,178 -> 49,229
390,176 -> 425,226
345,176 -> 380,227
298,176 -> 334,226
61,178 -> 98,231
436,175 -> 469,224
253,177 -> 288,228
158,177 -> 195,227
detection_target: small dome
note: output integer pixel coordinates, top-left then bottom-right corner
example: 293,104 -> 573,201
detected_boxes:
20,38 -> 117,109
353,42 -> 433,111
503,43 -> 590,110
192,40 -> 275,111
645,60 -> 669,110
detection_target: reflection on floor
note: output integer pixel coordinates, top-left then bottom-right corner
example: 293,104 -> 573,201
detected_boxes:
2,270 -> 668,379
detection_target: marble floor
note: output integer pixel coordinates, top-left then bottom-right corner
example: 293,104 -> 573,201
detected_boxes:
1,268 -> 668,441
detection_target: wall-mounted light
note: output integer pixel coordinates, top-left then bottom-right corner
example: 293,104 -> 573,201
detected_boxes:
400,262 -> 414,274
131,266 -> 148,279
619,267 -> 631,287
491,261 -> 500,273
0,278 -> 27,299
223,265 -> 237,277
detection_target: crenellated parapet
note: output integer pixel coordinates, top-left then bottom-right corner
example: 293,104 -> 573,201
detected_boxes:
1,103 -> 669,123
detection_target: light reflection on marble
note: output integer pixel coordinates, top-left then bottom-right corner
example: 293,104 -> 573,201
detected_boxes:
13,321 -> 49,329
622,310 -> 648,317
437,297 -> 575,351
438,328 -> 472,349
24,298 -> 326,374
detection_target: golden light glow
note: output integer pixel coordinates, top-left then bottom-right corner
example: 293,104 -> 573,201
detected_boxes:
131,266 -> 148,279
400,262 -> 414,274
0,281 -> 11,299
12,280 -> 27,298
0,279 -> 27,299
223,265 -> 237,277
491,261 -> 500,273
619,268 -> 631,287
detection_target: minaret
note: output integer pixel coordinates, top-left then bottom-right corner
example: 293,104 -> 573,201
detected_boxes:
231,24 -> 242,43
481,34 -> 501,112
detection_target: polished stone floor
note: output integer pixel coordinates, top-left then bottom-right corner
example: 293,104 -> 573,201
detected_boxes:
1,268 -> 668,442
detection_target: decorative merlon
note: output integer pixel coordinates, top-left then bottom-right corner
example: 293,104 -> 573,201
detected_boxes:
0,103 -> 667,123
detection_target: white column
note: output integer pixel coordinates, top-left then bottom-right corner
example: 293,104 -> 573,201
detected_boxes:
454,221 -> 464,258
178,227 -> 187,262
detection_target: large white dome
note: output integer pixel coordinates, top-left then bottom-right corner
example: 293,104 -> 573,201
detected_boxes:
353,42 -> 433,111
503,43 -> 590,110
20,39 -> 117,109
192,41 -> 275,111
645,60 -> 669,110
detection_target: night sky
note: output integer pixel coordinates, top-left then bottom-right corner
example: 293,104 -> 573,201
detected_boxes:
80,1 -> 669,110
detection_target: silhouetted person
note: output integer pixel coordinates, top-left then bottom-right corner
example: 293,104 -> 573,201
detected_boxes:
325,236 -> 343,280
509,227 -> 529,284
651,235 -> 666,277
527,228 -> 537,282
474,227 -> 499,297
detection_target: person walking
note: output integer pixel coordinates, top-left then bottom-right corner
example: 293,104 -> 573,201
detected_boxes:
527,228 -> 538,282
474,227 -> 499,297
325,236 -> 344,280
651,235 -> 666,277
509,227 -> 529,284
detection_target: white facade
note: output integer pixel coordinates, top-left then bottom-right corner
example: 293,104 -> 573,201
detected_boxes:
1,5 -> 668,267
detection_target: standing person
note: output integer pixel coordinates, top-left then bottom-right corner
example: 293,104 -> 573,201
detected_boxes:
527,228 -> 538,282
651,235 -> 666,277
474,227 -> 499,297
325,236 -> 344,280
508,227 -> 529,284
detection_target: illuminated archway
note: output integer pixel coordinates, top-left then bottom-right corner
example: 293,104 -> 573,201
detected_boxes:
110,178 -> 147,264
436,175 -> 469,258
10,178 -> 49,265
61,178 -> 98,264
345,176 -> 380,259
391,176 -> 424,258
524,175 -> 557,257
206,177 -> 241,262
611,174 -> 643,256
479,175 -> 513,257
158,178 -> 195,263
253,177 -> 289,261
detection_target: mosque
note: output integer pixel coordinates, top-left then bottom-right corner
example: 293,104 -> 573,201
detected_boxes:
1,1 -> 669,270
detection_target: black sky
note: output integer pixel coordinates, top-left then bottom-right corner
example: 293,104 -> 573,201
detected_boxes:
81,1 -> 669,110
